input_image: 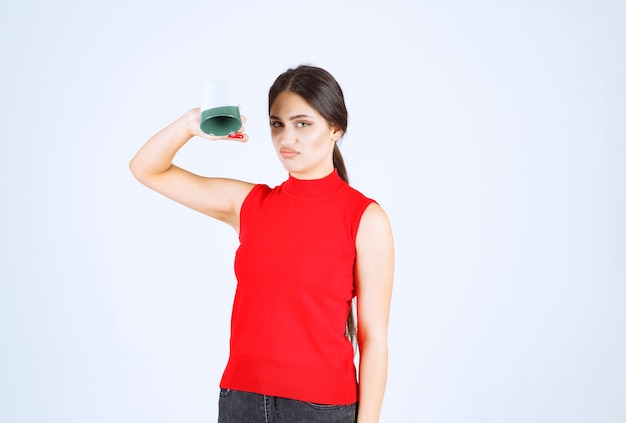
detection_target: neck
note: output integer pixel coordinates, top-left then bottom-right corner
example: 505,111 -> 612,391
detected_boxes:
288,163 -> 335,181
283,168 -> 344,197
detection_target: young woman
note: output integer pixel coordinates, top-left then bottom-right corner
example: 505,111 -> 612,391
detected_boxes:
130,65 -> 394,423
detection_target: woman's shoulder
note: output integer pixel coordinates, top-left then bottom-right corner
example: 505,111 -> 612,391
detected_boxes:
357,202 -> 393,251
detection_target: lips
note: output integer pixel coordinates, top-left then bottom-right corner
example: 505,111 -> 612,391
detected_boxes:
280,148 -> 299,158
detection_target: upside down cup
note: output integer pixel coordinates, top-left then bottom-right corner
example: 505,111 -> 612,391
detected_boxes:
200,81 -> 242,136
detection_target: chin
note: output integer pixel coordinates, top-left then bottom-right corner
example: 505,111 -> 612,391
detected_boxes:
280,161 -> 304,174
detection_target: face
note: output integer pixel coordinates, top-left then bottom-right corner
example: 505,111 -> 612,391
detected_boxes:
269,91 -> 343,180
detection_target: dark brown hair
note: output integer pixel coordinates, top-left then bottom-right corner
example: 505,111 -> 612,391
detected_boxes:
268,65 -> 357,344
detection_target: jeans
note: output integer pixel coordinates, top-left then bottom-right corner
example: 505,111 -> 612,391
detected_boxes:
218,388 -> 357,423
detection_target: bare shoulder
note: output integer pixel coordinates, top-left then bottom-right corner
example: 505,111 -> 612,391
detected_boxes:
356,202 -> 394,264
358,202 -> 393,240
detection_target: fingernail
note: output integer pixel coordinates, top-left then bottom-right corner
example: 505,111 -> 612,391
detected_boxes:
228,133 -> 244,139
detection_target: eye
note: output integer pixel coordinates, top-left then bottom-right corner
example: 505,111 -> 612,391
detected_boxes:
296,121 -> 311,128
270,121 -> 283,128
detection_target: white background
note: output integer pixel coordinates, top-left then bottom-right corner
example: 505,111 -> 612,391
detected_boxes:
1,0 -> 624,422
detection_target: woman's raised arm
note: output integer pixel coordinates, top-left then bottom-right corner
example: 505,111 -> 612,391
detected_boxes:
129,108 -> 255,231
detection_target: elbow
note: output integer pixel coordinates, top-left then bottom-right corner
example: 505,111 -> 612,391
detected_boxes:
128,157 -> 137,177
357,328 -> 388,353
129,156 -> 147,183
129,155 -> 167,189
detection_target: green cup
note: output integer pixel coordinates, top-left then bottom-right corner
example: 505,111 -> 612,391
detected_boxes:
200,81 -> 242,136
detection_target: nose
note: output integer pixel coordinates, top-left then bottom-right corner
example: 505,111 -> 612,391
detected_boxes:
277,126 -> 296,145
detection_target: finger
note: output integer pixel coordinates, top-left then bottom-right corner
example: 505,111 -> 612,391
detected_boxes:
228,121 -> 245,136
228,132 -> 249,143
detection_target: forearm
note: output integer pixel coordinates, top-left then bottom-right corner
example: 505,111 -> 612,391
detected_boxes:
357,339 -> 388,423
129,111 -> 194,182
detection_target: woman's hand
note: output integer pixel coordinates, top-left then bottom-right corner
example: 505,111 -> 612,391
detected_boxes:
183,108 -> 249,143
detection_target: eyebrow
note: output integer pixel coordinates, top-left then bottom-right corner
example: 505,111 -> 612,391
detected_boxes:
269,114 -> 315,121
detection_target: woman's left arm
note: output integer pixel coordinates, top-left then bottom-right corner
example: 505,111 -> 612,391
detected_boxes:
355,203 -> 395,423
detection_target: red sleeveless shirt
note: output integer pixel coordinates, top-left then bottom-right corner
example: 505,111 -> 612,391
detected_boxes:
220,169 -> 375,404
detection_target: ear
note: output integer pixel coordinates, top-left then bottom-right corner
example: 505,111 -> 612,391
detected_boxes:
330,124 -> 344,142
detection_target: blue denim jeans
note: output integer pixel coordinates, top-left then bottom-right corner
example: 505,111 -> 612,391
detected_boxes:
218,388 -> 357,423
